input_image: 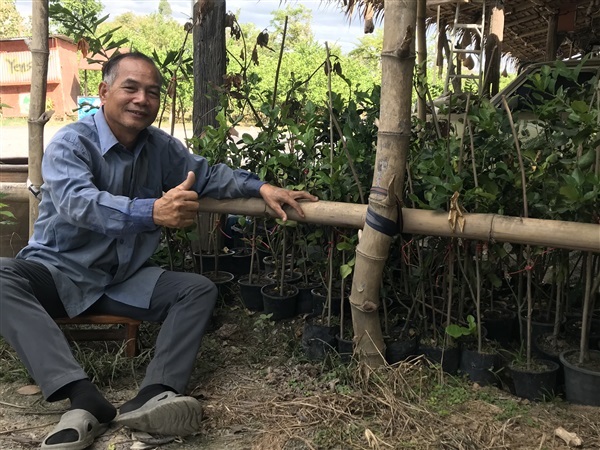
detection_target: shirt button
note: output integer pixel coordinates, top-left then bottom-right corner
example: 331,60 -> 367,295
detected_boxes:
119,239 -> 125,244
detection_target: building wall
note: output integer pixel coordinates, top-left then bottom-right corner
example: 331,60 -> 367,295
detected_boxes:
0,36 -> 80,118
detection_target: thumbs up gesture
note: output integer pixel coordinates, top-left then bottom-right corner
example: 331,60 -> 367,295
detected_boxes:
153,171 -> 200,228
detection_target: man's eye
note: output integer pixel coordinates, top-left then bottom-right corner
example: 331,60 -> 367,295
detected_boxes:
123,86 -> 136,92
148,91 -> 160,98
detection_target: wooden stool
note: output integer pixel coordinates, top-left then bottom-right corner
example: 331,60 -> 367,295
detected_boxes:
55,315 -> 141,357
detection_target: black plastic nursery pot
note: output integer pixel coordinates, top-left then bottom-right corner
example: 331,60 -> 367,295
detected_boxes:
420,344 -> 461,374
459,348 -> 500,386
560,349 -> 600,407
238,275 -> 270,311
221,247 -> 253,277
195,250 -> 235,274
385,336 -> 419,365
509,359 -> 560,401
301,314 -> 337,361
204,270 -> 235,300
336,334 -> 354,363
481,308 -> 516,347
296,281 -> 321,315
261,283 -> 298,321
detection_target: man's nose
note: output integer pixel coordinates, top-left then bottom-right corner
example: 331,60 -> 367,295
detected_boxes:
133,90 -> 149,104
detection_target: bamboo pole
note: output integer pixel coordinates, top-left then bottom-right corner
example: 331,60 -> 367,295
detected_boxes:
195,198 -> 600,253
2,185 -> 597,253
27,0 -> 51,235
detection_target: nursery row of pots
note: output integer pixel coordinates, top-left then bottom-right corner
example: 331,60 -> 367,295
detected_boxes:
383,328 -> 600,406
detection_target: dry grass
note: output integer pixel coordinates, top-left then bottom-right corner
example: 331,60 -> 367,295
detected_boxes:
1,302 -> 600,449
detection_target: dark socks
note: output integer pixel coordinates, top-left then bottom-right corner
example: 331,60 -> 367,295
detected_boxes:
119,384 -> 176,414
45,379 -> 116,445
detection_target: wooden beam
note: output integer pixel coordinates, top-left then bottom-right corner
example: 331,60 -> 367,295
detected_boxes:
506,12 -> 541,27
196,198 -> 600,253
427,0 -> 471,7
520,28 -> 547,38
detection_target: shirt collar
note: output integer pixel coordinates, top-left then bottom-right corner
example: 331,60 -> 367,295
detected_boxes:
94,107 -> 150,156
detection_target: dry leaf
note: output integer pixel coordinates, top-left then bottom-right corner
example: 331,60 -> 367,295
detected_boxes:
448,191 -> 466,233
17,385 -> 41,395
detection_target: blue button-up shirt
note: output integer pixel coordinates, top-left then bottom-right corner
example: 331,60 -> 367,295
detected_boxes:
18,108 -> 264,317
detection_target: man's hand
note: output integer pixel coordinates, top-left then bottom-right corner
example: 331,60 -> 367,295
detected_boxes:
153,171 -> 199,228
259,184 -> 319,222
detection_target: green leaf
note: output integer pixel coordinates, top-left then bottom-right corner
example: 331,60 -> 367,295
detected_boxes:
559,184 -> 580,201
340,264 -> 353,279
571,100 -> 588,113
577,149 -> 596,170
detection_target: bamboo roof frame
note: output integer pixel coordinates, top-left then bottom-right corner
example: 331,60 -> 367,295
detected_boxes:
342,0 -> 600,63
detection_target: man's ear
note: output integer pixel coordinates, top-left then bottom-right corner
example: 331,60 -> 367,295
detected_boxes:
98,81 -> 108,102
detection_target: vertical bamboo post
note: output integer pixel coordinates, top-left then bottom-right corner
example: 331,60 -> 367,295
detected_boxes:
349,0 -> 417,366
28,0 -> 51,234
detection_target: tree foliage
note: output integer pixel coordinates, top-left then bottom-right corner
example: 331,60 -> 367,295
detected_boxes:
158,0 -> 173,17
0,0 -> 26,38
49,0 -> 103,39
269,4 -> 314,48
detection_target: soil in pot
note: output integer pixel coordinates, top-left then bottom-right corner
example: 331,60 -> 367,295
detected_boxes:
261,283 -> 298,321
301,314 -> 337,361
509,359 -> 560,401
266,269 -> 303,285
564,318 -> 600,349
560,349 -> 600,406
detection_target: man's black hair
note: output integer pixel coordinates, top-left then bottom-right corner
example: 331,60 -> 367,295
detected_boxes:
102,51 -> 164,86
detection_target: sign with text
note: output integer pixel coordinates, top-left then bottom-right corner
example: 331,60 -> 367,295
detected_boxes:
0,49 -> 61,85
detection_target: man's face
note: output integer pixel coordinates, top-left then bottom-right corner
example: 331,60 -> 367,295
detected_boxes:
98,58 -> 161,146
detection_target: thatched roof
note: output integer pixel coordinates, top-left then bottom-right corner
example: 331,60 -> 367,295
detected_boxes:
341,0 -> 600,62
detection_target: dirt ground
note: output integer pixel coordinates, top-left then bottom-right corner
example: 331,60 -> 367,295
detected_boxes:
1,294 -> 600,450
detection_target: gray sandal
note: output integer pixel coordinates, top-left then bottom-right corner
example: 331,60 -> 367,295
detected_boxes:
114,391 -> 203,436
41,409 -> 108,450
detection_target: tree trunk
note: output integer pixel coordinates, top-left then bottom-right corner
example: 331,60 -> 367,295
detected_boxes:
346,0 -> 417,366
483,1 -> 504,97
193,0 -> 226,251
192,0 -> 226,136
28,0 -> 51,234
416,0 -> 427,121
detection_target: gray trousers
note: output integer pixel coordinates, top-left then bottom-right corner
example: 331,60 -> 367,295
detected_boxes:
0,257 -> 217,400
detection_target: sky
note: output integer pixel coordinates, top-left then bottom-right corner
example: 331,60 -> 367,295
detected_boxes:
14,0 -> 373,53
